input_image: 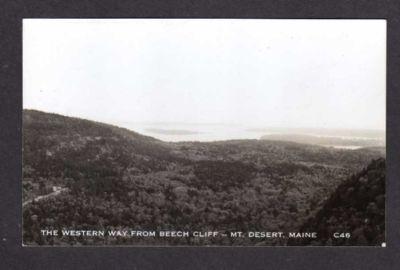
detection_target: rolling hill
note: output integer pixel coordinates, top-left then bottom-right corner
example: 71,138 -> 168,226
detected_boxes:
288,158 -> 385,246
22,110 -> 385,246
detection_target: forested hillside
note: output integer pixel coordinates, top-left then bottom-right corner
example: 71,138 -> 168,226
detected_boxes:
22,110 -> 385,246
289,158 -> 385,246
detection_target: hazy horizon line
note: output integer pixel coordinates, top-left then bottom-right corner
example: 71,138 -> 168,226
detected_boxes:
23,108 -> 386,133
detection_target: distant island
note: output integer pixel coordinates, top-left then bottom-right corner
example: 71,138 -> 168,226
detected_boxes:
261,133 -> 385,149
249,127 -> 385,139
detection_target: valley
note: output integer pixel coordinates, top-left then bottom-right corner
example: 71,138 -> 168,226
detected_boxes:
22,110 -> 385,246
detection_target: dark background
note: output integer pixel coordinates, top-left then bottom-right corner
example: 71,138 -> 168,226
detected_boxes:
1,0 -> 399,269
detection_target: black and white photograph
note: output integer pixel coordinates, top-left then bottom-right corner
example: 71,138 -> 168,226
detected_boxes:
22,19 -> 386,246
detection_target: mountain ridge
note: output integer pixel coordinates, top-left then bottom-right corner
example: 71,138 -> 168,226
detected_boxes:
22,110 -> 385,246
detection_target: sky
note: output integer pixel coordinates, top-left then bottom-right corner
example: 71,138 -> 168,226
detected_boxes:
23,19 -> 386,130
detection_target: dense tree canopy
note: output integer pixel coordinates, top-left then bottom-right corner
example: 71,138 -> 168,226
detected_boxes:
23,110 -> 385,246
